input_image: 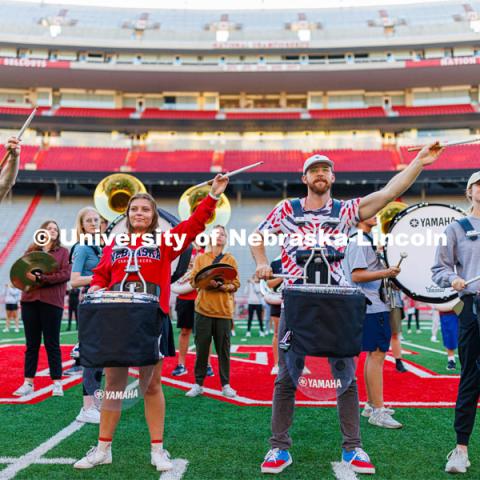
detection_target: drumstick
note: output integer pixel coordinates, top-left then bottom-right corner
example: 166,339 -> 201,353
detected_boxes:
396,252 -> 408,268
0,107 -> 37,170
273,274 -> 308,280
407,137 -> 480,152
193,161 -> 264,188
465,274 -> 480,286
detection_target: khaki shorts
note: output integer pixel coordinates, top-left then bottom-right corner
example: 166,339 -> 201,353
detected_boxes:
389,307 -> 403,334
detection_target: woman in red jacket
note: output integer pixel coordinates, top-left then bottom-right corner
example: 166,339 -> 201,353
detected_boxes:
75,174 -> 228,472
13,220 -> 71,398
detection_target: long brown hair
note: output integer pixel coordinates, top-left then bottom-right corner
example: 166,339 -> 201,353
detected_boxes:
125,193 -> 159,234
27,220 -> 62,253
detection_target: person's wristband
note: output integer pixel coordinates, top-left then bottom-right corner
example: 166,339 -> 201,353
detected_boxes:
209,192 -> 220,201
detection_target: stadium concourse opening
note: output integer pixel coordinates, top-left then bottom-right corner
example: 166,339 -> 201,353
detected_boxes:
1,0 -> 480,479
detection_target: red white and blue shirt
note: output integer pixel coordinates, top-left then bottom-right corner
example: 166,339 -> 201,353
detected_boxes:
257,197 -> 361,285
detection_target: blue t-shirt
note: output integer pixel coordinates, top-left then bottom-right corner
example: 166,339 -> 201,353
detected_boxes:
71,245 -> 101,276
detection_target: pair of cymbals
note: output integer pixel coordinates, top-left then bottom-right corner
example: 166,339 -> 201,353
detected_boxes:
10,252 -> 58,292
193,263 -> 237,289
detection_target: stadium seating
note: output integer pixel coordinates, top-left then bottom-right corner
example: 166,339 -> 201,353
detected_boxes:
37,146 -> 128,171
141,109 -> 217,119
0,145 -> 39,169
393,104 -> 476,116
309,107 -> 386,119
223,150 -> 304,172
312,149 -> 397,171
225,112 -> 301,120
399,144 -> 480,170
54,107 -> 135,118
135,150 -> 214,172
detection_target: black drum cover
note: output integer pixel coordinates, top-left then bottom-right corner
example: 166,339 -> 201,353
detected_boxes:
79,302 -> 161,367
284,289 -> 366,358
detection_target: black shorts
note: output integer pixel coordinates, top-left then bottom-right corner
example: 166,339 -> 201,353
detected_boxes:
175,298 -> 195,330
5,304 -> 18,311
270,304 -> 281,318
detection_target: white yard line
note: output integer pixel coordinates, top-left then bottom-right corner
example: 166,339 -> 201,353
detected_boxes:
385,355 -> 459,379
401,341 -> 448,356
0,420 -> 84,480
0,457 -> 76,465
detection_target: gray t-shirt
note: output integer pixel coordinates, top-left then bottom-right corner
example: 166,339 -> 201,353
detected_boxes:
431,216 -> 480,297
343,232 -> 389,314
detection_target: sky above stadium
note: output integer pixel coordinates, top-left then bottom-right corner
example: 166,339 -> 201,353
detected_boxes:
14,0 -> 453,9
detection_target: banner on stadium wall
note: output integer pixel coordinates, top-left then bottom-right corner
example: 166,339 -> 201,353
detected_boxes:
406,56 -> 480,68
0,57 -> 71,69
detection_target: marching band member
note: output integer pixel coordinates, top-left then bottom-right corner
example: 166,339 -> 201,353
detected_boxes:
343,215 -> 402,429
0,136 -> 21,201
432,171 -> 480,474
74,175 -> 228,471
185,225 -> 240,398
13,220 -> 71,398
252,143 -> 443,475
70,207 -> 103,424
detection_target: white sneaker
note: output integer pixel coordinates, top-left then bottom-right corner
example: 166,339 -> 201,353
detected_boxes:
259,331 -> 266,337
246,331 -> 251,337
76,407 -> 100,424
416,329 -> 421,334
151,448 -> 173,471
14,328 -> 19,333
222,384 -> 236,398
185,384 -> 204,397
270,365 -> 279,375
231,330 -> 236,337
2,328 -> 9,333
407,329 -> 412,334
13,382 -> 33,396
368,408 -> 402,429
445,448 -> 471,473
361,402 -> 395,418
52,382 -> 64,397
74,446 -> 112,469
431,336 -> 439,343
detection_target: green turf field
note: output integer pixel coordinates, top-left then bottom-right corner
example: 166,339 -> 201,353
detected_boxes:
1,318 -> 478,480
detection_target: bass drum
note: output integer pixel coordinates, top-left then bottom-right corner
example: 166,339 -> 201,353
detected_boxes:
105,207 -> 192,283
384,203 -> 465,303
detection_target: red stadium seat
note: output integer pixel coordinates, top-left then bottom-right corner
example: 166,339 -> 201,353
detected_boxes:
54,107 -> 135,118
399,144 -> 480,170
0,145 -> 39,169
37,146 -> 128,171
309,107 -> 386,119
140,110 -> 217,119
225,112 -> 301,120
393,104 -> 475,116
223,151 -> 304,172
311,149 -> 396,171
135,150 -> 214,172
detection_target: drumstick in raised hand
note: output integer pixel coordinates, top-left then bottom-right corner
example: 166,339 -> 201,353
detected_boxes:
0,107 -> 37,170
407,137 -> 480,152
193,161 -> 263,188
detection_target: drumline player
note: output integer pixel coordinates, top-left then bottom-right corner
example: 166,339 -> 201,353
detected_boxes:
185,225 -> 240,398
70,206 -> 104,424
13,220 -> 71,398
431,171 -> 480,474
343,215 -> 403,429
251,142 -> 443,475
74,174 -> 229,471
0,136 -> 21,202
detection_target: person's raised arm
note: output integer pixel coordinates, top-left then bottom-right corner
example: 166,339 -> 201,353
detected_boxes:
0,136 -> 21,201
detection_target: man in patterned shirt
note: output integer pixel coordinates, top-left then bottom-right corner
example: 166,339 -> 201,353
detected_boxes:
251,142 -> 443,475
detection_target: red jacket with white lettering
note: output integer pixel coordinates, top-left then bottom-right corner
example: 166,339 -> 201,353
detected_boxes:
91,195 -> 217,313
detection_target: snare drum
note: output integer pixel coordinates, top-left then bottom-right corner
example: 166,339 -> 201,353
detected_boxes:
383,203 -> 466,303
283,284 -> 366,358
79,290 -> 161,368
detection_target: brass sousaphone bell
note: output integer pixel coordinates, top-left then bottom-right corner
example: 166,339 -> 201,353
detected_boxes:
377,201 -> 409,234
178,185 -> 231,231
94,173 -> 147,222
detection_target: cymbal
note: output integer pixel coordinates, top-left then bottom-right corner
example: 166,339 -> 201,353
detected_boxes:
10,252 -> 58,292
193,263 -> 237,289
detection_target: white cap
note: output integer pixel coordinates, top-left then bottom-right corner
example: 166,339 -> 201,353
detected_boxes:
303,154 -> 334,174
467,171 -> 480,189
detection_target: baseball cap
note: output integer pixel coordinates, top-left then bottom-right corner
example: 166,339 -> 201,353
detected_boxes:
303,154 -> 334,174
467,171 -> 480,189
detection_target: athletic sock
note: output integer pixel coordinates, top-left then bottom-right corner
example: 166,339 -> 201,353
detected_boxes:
448,355 -> 455,362
151,440 -> 164,452
98,438 -> 112,452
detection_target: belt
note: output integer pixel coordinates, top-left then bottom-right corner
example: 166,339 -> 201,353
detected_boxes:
112,282 -> 160,296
